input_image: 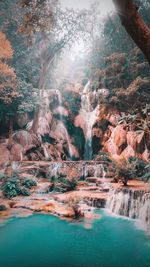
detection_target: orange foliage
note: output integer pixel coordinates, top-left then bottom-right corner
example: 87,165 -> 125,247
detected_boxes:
68,168 -> 78,179
0,32 -> 13,60
0,34 -> 20,104
0,63 -> 16,78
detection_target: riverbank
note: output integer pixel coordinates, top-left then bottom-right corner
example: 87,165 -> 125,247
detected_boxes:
0,178 -> 150,229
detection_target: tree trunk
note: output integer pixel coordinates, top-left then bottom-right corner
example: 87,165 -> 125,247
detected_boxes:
30,106 -> 40,134
7,117 -> 13,150
30,42 -> 65,134
113,0 -> 150,64
30,54 -> 56,134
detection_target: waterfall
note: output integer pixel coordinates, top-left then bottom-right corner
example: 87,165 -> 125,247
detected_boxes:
107,187 -> 150,232
80,81 -> 99,160
48,162 -> 63,177
56,90 -> 73,159
63,124 -> 74,159
139,195 -> 150,231
82,163 -> 106,178
42,144 -> 50,160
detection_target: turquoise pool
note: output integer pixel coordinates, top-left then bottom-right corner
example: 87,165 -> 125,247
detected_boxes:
0,211 -> 150,267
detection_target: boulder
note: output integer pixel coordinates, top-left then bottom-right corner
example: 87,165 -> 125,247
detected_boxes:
10,144 -> 23,161
15,113 -> 29,128
106,113 -> 120,126
74,114 -> 87,136
127,131 -> 145,153
37,115 -> 51,136
0,205 -> 7,211
13,131 -> 33,146
113,125 -> 127,153
142,148 -> 150,162
120,145 -> 136,159
106,125 -> 127,156
0,144 -> 10,165
127,131 -> 138,150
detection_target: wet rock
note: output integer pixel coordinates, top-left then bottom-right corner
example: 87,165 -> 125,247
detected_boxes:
13,131 -> 33,146
37,114 -> 52,136
106,113 -> 120,126
105,125 -> 127,157
142,148 -> 150,162
15,113 -> 29,128
0,144 -> 10,165
120,145 -> 136,159
10,144 -> 23,161
0,205 -> 7,211
113,125 -> 127,154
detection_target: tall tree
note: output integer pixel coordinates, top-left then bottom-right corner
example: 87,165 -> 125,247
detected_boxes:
0,32 -> 20,149
113,0 -> 150,64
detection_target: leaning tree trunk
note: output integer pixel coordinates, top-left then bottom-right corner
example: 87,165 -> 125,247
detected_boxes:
30,54 -> 56,134
30,42 -> 65,134
113,0 -> 150,65
7,117 -> 13,150
30,65 -> 47,134
30,106 -> 40,134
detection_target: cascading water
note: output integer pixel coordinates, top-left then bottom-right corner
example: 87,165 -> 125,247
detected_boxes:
107,187 -> 150,232
56,90 -> 73,159
80,81 -> 99,160
42,144 -> 50,160
83,163 -> 106,178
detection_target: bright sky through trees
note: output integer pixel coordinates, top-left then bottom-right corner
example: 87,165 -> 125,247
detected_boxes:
60,0 -> 115,15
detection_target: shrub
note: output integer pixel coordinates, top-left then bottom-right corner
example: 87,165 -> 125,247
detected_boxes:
2,180 -> 19,199
19,187 -> 31,196
22,178 -> 37,189
0,205 -> 7,211
94,151 -> 112,162
128,157 -> 150,182
1,172 -> 31,199
52,177 -> 78,193
113,159 -> 136,186
113,157 -> 150,185
68,198 -> 82,219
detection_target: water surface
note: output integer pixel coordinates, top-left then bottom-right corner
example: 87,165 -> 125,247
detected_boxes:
0,211 -> 150,267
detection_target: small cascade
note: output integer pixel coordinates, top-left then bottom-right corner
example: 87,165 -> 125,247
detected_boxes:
82,163 -> 106,178
56,89 -> 62,107
48,162 -> 63,177
107,187 -> 150,231
63,125 -> 74,159
80,81 -> 99,160
139,195 -> 150,231
42,144 -> 50,160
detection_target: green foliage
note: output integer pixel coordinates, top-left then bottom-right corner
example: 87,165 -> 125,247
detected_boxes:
113,159 -> 136,186
49,176 -> 57,183
1,172 -> 33,199
113,157 -> 150,185
94,151 -> 112,162
68,198 -> 82,219
49,176 -> 78,193
128,157 -> 150,182
22,178 -> 37,189
82,5 -> 150,119
0,205 -> 7,211
62,91 -> 81,117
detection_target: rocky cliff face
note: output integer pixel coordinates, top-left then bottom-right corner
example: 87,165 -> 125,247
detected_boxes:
0,81 -> 149,165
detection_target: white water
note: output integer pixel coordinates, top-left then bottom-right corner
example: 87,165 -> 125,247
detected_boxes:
82,162 -> 107,181
80,81 -> 99,160
42,144 -> 50,160
56,90 -> 74,159
107,187 -> 150,232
